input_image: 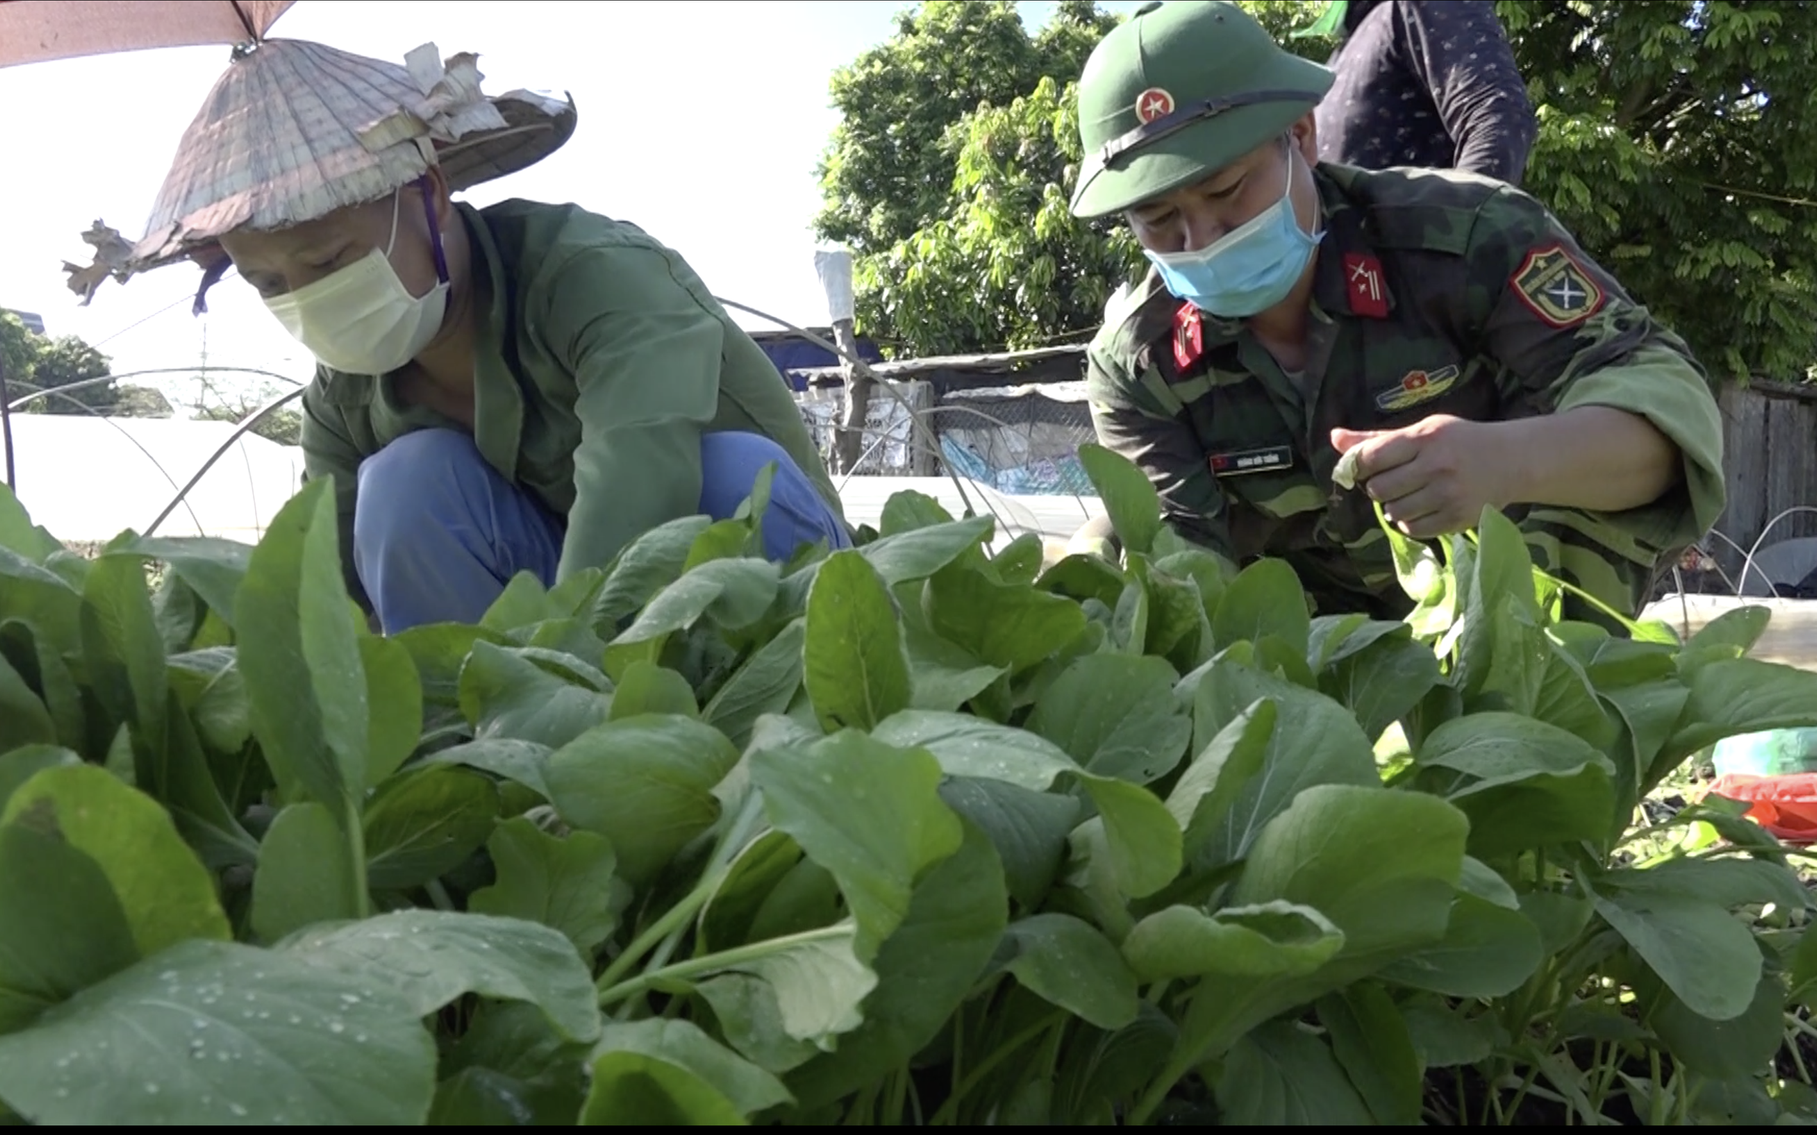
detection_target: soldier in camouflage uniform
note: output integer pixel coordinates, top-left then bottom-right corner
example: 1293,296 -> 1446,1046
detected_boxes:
1067,0 -> 1725,624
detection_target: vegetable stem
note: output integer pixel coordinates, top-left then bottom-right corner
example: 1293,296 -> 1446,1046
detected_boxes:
344,796 -> 369,919
594,792 -> 766,996
598,924 -> 852,1007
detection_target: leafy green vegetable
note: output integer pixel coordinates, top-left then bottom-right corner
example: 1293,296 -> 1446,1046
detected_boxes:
0,443 -> 1813,1126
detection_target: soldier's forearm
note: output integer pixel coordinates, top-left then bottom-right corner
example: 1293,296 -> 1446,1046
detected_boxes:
1499,406 -> 1682,514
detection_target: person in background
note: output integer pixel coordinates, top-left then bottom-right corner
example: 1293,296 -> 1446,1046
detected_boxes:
1305,0 -> 1537,186
1064,0 -> 1724,626
67,39 -> 851,635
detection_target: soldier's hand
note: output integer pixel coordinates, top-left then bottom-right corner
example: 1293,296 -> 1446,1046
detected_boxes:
1330,415 -> 1513,538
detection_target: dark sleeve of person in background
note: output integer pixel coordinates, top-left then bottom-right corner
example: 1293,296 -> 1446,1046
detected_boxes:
1319,1 -> 1538,186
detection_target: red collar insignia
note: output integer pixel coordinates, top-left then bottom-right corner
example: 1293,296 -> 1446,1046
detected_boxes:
1344,253 -> 1389,319
1172,303 -> 1203,369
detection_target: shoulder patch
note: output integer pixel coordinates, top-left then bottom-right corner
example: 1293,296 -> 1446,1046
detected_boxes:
1510,245 -> 1606,328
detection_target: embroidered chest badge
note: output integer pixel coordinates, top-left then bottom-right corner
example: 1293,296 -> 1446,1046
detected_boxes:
1172,302 -> 1204,370
1374,364 -> 1461,413
1511,245 -> 1606,328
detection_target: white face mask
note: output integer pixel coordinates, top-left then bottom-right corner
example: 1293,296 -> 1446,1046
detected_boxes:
264,190 -> 450,375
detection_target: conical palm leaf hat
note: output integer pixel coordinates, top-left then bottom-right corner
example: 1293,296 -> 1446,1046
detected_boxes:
66,38 -> 576,302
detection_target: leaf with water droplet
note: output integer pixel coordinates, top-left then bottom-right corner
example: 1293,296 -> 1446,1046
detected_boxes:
276,909 -> 600,1044
0,938 -> 433,1124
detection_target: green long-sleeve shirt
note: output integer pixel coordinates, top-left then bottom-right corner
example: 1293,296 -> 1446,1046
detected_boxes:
299,199 -> 846,610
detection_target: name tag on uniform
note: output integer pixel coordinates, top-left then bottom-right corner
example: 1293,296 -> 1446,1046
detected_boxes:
1209,445 -> 1293,477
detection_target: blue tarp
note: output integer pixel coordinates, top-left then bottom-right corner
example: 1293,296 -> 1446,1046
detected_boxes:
757,335 -> 884,392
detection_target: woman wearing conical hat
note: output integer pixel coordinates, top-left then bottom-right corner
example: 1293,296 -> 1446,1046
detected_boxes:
72,39 -> 851,634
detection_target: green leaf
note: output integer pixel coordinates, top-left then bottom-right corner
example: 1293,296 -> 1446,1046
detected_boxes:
1083,777 -> 1183,900
991,532 -> 1047,585
1002,913 -> 1140,1030
1401,1000 -> 1503,1068
702,619 -> 806,747
901,607 -> 1004,712
879,489 -> 955,535
1025,653 -> 1192,784
0,938 -> 436,1124
1316,983 -> 1423,1126
847,513 -> 996,583
1663,658 -> 1817,764
582,1054 -> 744,1124
750,731 -> 963,961
428,1067 -> 583,1126
1037,552 -> 1129,610
394,623 -> 506,706
604,558 -> 782,678
590,515 -> 714,629
693,926 -> 877,1058
79,551 -> 169,752
0,487 -> 63,563
3,764 -> 229,956
468,817 -> 623,955
1216,1020 -> 1373,1125
0,745 -> 78,812
1652,972 -> 1785,1080
1378,892 -> 1545,998
1688,604 -> 1773,657
362,766 -> 499,891
0,822 -> 138,1033
546,715 -> 739,888
1319,627 -> 1442,741
1167,699 -> 1276,865
480,572 -> 559,633
1593,887 -> 1761,1021
1232,786 -> 1467,972
867,710 -> 1179,898
1414,712 -> 1617,857
101,536 -> 251,627
1077,443 -> 1162,556
1212,558 -> 1311,655
420,737 -> 553,800
696,974 -> 823,1075
804,550 -> 911,731
608,660 -> 699,720
235,478 -> 369,812
1121,901 -> 1345,983
458,641 -> 611,749
784,819 -> 1007,1112
1186,665 -> 1380,870
925,561 -> 1088,674
252,802 -> 363,943
279,909 -> 601,1044
0,651 -> 53,752
583,1019 -> 791,1123
358,634 -> 423,787
938,777 -> 1079,909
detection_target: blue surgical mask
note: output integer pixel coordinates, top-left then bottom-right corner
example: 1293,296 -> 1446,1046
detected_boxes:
1144,154 -> 1323,318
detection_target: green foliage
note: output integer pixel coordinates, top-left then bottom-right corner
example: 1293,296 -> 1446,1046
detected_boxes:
2,445 -> 1817,1123
824,0 -> 1817,381
1490,1 -> 1817,382
0,312 -> 169,417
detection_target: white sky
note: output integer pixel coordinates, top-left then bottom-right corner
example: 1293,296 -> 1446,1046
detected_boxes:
0,0 -> 1145,411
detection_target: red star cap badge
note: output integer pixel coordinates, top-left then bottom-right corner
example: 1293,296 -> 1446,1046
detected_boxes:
1135,87 -> 1175,125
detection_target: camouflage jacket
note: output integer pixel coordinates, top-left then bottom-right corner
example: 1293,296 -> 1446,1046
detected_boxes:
1085,164 -> 1727,623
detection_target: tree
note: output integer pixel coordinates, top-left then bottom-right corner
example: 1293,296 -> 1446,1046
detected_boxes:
187,373 -> 303,447
0,314 -> 170,417
820,1 -> 1817,383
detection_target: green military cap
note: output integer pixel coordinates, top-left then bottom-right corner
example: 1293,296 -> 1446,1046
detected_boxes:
1069,1 -> 1335,219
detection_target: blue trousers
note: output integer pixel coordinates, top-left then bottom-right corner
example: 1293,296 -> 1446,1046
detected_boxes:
352,428 -> 850,634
